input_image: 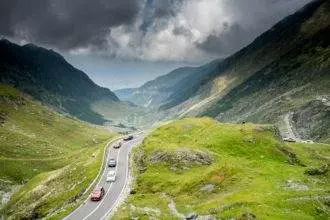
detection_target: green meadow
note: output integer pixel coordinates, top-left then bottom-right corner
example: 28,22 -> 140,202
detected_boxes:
114,117 -> 330,219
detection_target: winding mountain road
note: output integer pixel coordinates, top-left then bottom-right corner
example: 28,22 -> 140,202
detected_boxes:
64,133 -> 144,220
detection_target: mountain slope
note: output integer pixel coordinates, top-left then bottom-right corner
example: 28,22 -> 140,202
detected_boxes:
196,0 -> 330,143
176,0 -> 329,114
114,61 -> 221,108
0,85 -> 116,219
201,34 -> 330,141
0,39 -> 119,125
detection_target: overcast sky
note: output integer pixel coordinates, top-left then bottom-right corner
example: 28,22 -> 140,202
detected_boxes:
0,0 -> 311,89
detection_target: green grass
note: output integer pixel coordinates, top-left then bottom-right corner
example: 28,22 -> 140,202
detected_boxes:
114,117 -> 330,219
0,85 -> 117,219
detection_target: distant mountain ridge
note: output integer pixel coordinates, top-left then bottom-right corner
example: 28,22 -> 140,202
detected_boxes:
114,60 -> 222,108
116,0 -> 330,142
115,66 -> 198,107
0,39 -> 119,124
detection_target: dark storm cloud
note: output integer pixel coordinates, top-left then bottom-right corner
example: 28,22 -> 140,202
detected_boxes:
0,0 -> 313,61
0,0 -> 141,50
139,0 -> 185,33
172,26 -> 193,37
196,0 -> 312,57
152,0 -> 184,18
196,23 -> 248,56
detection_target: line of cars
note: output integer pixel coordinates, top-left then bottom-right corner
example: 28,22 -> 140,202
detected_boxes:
90,134 -> 134,201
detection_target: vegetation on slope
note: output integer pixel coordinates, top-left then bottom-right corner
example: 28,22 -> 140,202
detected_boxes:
0,39 -> 119,125
114,118 -> 329,219
0,85 -> 116,219
202,33 -> 330,142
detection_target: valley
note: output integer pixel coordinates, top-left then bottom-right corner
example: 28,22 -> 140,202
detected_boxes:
0,0 -> 329,219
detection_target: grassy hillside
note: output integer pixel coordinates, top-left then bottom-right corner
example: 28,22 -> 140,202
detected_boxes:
0,85 -> 116,219
201,32 -> 330,142
114,118 -> 329,219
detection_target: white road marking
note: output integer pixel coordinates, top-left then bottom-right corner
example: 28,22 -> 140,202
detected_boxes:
64,138 -> 120,220
100,141 -> 131,220
100,136 -> 144,219
65,132 -> 145,220
82,141 -> 123,220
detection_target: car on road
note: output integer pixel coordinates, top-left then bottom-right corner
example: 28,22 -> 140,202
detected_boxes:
123,135 -> 134,141
106,170 -> 116,182
91,187 -> 105,201
108,158 -> 116,167
113,141 -> 122,149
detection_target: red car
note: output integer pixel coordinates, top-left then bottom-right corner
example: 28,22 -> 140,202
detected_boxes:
90,187 -> 105,201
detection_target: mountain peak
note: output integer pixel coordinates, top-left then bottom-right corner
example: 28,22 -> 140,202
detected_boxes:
22,42 -> 39,48
0,38 -> 12,44
0,39 -> 119,125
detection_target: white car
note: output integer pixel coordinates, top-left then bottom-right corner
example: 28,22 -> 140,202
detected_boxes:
106,170 -> 116,182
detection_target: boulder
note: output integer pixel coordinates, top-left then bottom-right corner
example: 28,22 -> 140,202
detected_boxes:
149,148 -> 213,168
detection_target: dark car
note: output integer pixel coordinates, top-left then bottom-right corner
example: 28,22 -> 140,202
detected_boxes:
113,141 -> 122,149
123,135 -> 134,141
108,158 -> 116,167
91,187 -> 105,201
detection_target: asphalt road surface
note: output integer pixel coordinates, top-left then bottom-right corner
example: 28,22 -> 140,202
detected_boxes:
64,134 -> 144,220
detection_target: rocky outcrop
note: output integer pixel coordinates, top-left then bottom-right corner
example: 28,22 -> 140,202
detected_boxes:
292,100 -> 330,143
305,164 -> 328,175
149,148 -> 214,169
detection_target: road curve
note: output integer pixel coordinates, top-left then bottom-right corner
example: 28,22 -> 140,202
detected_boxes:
64,133 -> 144,220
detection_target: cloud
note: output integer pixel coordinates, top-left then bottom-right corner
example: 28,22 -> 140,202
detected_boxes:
196,23 -> 248,55
139,0 -> 185,33
0,0 -> 141,50
195,0 -> 313,56
0,0 -> 312,62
